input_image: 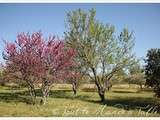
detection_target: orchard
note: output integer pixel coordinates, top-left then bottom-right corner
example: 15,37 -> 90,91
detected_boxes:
0,8 -> 160,117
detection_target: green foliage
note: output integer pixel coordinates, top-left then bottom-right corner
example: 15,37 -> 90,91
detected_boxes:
145,48 -> 160,97
65,8 -> 136,77
65,8 -> 137,102
111,68 -> 127,84
125,63 -> 145,89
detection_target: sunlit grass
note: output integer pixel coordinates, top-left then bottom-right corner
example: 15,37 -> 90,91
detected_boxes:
0,84 -> 159,117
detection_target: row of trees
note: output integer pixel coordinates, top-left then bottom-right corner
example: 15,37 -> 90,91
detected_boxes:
1,8 -> 159,104
0,9 -> 139,103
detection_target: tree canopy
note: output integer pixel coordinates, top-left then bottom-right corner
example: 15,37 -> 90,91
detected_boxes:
145,48 -> 160,97
65,9 -> 137,102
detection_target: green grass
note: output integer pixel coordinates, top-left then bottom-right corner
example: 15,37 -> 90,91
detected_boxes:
0,85 -> 160,117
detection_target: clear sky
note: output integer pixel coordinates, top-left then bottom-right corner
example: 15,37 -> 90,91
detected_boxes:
0,3 -> 160,64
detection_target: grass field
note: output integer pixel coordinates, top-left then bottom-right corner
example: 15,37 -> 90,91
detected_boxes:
0,84 -> 160,117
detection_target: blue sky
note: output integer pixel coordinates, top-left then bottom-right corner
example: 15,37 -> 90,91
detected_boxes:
0,3 -> 160,64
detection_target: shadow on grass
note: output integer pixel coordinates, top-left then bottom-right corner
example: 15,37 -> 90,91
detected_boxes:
0,89 -> 42,104
0,88 -> 159,113
0,92 -> 32,104
48,90 -> 160,113
0,89 -> 90,105
112,90 -> 136,93
80,97 -> 160,113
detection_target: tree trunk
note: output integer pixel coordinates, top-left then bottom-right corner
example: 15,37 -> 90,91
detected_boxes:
107,84 -> 112,91
72,82 -> 77,96
28,85 -> 36,104
41,87 -> 50,105
41,96 -> 47,105
95,82 -> 106,103
98,89 -> 105,103
140,84 -> 143,90
73,87 -> 77,96
108,87 -> 110,91
91,67 -> 106,103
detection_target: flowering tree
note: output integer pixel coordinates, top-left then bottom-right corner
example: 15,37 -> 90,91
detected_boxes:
3,32 -> 44,103
3,31 -> 76,104
40,39 -> 76,104
62,67 -> 82,96
68,71 -> 81,96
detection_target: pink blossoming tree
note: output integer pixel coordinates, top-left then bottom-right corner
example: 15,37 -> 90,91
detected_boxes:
3,31 -> 76,104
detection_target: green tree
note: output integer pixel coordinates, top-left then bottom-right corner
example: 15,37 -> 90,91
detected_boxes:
112,68 -> 127,84
145,48 -> 160,97
65,9 -> 136,102
127,64 -> 145,90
